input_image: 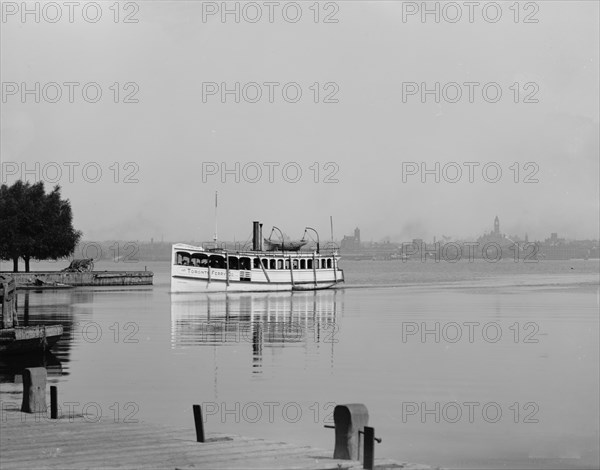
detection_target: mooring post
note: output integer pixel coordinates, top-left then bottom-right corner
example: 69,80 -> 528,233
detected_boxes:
332,404 -> 369,460
363,426 -> 375,469
193,404 -> 205,442
21,367 -> 47,414
50,386 -> 58,419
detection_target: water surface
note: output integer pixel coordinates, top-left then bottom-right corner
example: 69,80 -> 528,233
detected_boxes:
1,259 -> 598,469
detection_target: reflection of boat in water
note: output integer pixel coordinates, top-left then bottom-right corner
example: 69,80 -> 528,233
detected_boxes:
171,222 -> 344,293
170,290 -> 340,348
1,277 -> 63,354
0,351 -> 62,383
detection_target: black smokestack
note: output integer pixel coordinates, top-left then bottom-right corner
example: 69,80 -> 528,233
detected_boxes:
253,221 -> 260,251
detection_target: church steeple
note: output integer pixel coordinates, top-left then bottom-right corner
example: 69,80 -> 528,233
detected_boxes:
494,216 -> 500,236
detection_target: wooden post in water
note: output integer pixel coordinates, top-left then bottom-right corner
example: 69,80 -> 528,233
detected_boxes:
332,404 -> 369,460
1,279 -> 17,328
363,426 -> 375,469
193,405 -> 205,442
21,367 -> 47,414
50,386 -> 58,419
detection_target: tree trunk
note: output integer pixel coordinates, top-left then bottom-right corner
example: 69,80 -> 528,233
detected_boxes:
24,256 -> 30,273
13,257 -> 19,272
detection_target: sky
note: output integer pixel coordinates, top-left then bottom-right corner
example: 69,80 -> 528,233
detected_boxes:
1,1 -> 598,243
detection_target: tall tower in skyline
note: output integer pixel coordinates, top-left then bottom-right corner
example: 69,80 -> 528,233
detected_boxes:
354,227 -> 360,244
494,216 -> 500,236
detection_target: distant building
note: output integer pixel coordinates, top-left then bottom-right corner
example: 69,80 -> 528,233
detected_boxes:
477,215 -> 506,244
341,227 -> 361,251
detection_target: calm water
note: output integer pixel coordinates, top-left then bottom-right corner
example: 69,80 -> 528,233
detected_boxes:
1,259 -> 599,469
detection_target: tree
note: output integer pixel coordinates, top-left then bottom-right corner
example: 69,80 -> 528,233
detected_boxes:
0,181 -> 82,272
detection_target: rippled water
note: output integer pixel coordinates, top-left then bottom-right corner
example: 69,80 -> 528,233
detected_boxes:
1,259 -> 598,469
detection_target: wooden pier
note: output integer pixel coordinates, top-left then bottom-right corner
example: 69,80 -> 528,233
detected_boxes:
0,410 -> 431,470
1,271 -> 153,288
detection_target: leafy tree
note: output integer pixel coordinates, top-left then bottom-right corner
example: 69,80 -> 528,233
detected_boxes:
0,181 -> 82,272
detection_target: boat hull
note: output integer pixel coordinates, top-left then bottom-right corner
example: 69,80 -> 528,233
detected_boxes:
171,275 -> 341,293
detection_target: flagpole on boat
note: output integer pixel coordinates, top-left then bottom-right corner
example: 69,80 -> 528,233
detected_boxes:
213,191 -> 218,245
330,215 -> 334,245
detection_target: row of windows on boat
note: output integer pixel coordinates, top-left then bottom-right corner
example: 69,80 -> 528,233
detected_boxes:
175,252 -> 333,270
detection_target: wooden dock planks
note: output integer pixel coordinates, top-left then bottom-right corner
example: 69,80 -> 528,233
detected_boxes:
0,411 -> 431,470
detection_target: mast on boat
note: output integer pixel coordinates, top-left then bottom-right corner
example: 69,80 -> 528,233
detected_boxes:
213,191 -> 218,245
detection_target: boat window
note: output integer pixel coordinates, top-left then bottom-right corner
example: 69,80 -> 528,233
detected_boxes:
209,255 -> 225,269
191,253 -> 208,267
253,258 -> 261,269
240,257 -> 251,270
300,259 -> 306,269
277,259 -> 283,269
228,256 -> 239,270
307,259 -> 313,269
270,259 -> 276,269
327,259 -> 332,269
262,259 -> 268,269
293,259 -> 298,269
285,259 -> 290,270
176,251 -> 191,265
321,259 -> 326,269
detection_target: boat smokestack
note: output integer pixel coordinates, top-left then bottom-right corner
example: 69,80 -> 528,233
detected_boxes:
253,221 -> 261,251
259,223 -> 263,251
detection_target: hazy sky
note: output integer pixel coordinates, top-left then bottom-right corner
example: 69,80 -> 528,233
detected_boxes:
2,1 -> 598,242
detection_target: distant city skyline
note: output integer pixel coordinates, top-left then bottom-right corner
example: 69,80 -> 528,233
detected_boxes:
73,214 -> 598,245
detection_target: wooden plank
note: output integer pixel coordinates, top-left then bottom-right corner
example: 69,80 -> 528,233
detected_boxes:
0,413 -> 431,470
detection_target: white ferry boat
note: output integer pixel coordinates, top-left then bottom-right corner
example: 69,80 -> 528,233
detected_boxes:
171,222 -> 344,293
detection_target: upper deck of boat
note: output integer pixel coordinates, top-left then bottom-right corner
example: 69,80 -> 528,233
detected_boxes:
173,243 -> 340,259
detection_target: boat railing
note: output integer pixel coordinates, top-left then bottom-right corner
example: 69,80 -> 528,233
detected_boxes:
192,241 -> 340,256
322,241 -> 340,252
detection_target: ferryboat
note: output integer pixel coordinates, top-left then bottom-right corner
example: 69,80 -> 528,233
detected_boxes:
171,221 -> 344,293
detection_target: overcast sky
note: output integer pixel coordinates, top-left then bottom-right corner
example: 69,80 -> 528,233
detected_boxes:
2,1 -> 598,243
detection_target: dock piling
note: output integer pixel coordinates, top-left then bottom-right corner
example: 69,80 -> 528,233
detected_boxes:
363,426 -> 375,469
21,367 -> 47,414
193,404 -> 205,442
332,403 -> 369,460
50,386 -> 58,419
